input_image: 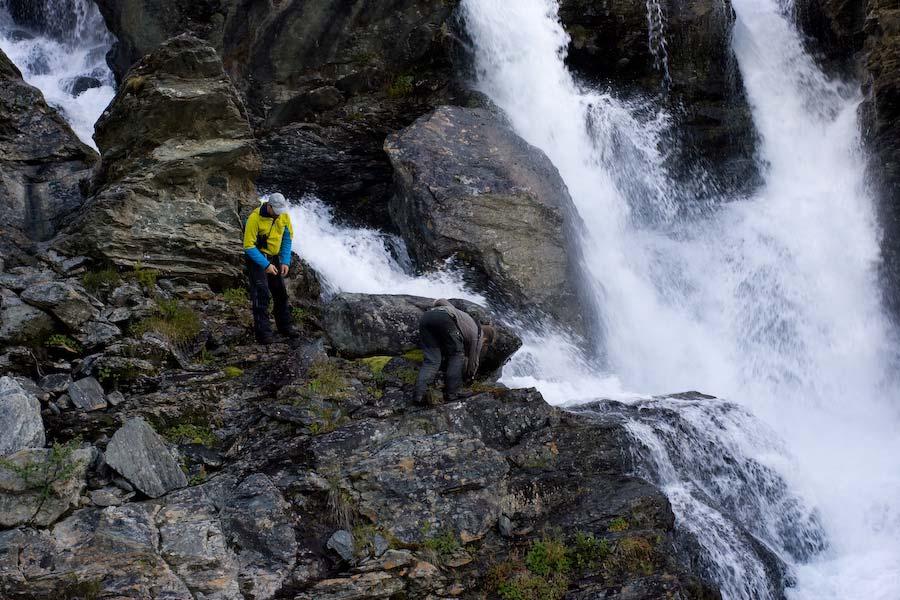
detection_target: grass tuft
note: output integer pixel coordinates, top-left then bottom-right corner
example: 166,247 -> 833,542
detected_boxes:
132,299 -> 201,344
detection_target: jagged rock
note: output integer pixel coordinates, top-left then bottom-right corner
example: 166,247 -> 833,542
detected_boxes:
106,390 -> 126,406
104,417 -> 187,498
321,293 -> 522,374
68,377 -> 107,412
0,376 -> 44,455
38,373 -> 71,395
0,447 -> 91,528
0,288 -> 54,346
0,49 -> 96,241
74,320 -> 122,351
94,0 -> 462,225
558,0 -> 758,193
0,266 -> 56,292
90,487 -> 133,507
19,280 -> 99,329
386,106 -> 588,331
55,34 -> 260,284
327,530 -> 355,562
219,473 -> 298,597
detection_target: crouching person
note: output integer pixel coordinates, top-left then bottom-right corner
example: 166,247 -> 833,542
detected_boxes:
243,193 -> 299,345
414,299 -> 495,404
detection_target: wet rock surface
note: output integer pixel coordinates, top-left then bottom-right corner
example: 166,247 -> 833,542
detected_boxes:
387,106 -> 588,331
0,49 -> 96,242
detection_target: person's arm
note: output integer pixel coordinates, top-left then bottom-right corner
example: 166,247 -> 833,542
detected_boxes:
278,227 -> 292,266
243,213 -> 270,268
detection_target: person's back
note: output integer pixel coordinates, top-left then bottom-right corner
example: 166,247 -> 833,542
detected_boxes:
414,299 -> 494,404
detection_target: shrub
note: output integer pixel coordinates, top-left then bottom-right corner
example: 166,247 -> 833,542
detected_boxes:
223,287 -> 248,310
130,262 -> 159,294
164,424 -> 215,446
304,360 -> 349,399
387,74 -> 414,98
132,300 -> 201,344
82,268 -> 120,294
45,334 -> 81,354
608,517 -> 629,532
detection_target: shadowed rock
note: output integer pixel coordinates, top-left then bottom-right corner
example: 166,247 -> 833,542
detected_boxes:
0,49 -> 96,242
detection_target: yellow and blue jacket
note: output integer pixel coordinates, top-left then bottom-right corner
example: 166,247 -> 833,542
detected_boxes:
243,204 -> 294,268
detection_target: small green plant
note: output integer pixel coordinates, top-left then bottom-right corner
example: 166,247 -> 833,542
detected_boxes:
304,360 -> 349,399
189,465 -> 208,486
387,74 -> 414,98
358,355 -> 392,375
402,349 -> 425,363
525,538 -> 570,577
327,476 -> 355,530
569,532 -> 610,571
45,334 -> 81,354
608,517 -> 629,532
223,366 -> 244,378
0,439 -> 84,525
397,367 -> 418,385
615,537 -> 656,575
223,287 -> 248,310
60,576 -> 102,600
423,528 -> 461,558
132,299 -> 201,344
130,261 -> 159,293
82,267 -> 121,293
164,423 -> 216,446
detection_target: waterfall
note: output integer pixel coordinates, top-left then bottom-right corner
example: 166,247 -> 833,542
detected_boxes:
0,0 -> 115,147
646,0 -> 672,88
461,0 -> 900,599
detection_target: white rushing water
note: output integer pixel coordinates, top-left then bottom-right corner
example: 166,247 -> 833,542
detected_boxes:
460,0 -> 900,599
0,0 -> 115,147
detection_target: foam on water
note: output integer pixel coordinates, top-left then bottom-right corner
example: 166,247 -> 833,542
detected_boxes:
461,0 -> 900,598
0,0 -> 115,148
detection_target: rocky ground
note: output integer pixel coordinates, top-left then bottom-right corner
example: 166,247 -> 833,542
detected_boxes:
0,251 -> 720,600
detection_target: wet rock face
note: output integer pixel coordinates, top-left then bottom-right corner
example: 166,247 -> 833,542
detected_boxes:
94,0 -> 462,225
0,49 -> 96,242
558,0 -> 758,194
387,106 -> 588,332
54,34 -> 260,284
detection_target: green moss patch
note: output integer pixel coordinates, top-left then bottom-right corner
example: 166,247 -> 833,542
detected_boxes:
164,423 -> 216,447
358,356 -> 392,375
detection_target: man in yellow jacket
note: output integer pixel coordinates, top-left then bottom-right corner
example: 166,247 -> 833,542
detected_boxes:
243,193 -> 298,344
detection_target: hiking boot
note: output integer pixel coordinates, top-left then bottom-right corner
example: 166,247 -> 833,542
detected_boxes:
279,327 -> 301,339
257,332 -> 275,345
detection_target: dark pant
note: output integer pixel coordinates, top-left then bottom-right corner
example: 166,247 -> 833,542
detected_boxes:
414,309 -> 465,403
246,256 -> 292,341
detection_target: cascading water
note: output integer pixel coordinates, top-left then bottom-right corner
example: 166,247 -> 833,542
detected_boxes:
461,0 -> 900,599
0,0 -> 115,147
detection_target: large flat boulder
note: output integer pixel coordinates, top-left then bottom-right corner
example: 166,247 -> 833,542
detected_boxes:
0,49 -> 96,242
55,34 -> 260,284
0,377 -> 44,456
386,106 -> 588,332
0,447 -> 91,528
321,293 -> 522,375
104,417 -> 187,498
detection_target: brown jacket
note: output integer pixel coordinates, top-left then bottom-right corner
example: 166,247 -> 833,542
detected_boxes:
432,299 -> 483,379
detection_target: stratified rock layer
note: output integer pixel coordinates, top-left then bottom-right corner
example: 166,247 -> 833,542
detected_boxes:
55,34 -> 260,283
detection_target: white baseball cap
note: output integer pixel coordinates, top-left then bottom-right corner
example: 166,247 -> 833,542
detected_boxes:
266,193 -> 288,215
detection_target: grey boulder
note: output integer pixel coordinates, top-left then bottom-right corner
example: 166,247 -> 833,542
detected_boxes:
0,446 -> 91,527
386,106 -> 587,332
0,289 -> 54,346
68,377 -> 107,411
20,280 -> 99,329
0,376 -> 44,455
104,417 -> 187,498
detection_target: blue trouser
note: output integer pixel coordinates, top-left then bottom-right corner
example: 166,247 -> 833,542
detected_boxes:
414,309 -> 465,403
246,256 -> 291,340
